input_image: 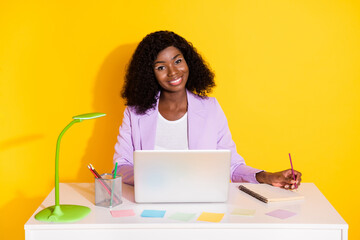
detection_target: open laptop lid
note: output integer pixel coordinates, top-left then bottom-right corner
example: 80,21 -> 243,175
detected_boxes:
134,150 -> 231,203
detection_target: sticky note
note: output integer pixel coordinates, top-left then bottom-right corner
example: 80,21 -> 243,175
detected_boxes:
110,209 -> 136,217
197,212 -> 224,223
231,208 -> 256,216
169,212 -> 196,222
266,209 -> 297,219
141,210 -> 166,218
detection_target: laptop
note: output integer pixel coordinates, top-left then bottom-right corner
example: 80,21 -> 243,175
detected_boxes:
133,150 -> 231,203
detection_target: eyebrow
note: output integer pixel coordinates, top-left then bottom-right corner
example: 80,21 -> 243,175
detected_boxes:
154,54 -> 182,65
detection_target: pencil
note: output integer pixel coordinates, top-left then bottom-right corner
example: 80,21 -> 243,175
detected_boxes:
288,153 -> 297,189
88,164 -> 119,204
89,163 -> 102,178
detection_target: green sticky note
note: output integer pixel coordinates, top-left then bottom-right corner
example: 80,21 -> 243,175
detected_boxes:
169,212 -> 196,222
197,212 -> 225,223
231,208 -> 256,216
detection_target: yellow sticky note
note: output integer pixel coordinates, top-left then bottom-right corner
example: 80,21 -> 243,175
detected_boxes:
231,208 -> 256,216
197,212 -> 225,223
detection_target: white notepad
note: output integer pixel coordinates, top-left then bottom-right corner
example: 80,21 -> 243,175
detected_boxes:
238,183 -> 304,203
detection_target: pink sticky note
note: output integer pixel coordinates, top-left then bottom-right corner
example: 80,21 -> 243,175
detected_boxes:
266,209 -> 297,219
111,209 -> 136,217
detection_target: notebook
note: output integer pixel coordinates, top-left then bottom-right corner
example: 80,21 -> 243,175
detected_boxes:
238,183 -> 304,203
133,150 -> 231,203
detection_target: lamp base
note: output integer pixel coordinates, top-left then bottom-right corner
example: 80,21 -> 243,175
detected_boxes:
35,204 -> 91,222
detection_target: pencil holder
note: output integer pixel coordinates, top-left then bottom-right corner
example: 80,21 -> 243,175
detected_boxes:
95,173 -> 122,208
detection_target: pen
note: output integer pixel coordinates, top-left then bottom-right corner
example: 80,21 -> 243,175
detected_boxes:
113,162 -> 118,179
110,162 -> 118,207
288,153 -> 297,189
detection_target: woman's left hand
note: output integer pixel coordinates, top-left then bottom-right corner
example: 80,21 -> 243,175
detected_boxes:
256,169 -> 302,189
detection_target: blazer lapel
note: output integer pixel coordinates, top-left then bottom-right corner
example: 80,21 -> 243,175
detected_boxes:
139,101 -> 159,150
187,90 -> 207,149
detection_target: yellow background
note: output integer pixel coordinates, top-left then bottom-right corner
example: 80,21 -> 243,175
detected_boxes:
1,0 -> 359,239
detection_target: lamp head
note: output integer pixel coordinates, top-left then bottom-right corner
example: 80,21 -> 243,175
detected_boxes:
73,113 -> 106,121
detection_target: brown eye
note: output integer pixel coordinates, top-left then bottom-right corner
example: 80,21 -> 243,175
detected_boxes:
156,66 -> 165,71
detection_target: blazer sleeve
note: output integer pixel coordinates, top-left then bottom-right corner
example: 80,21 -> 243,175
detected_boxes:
113,107 -> 135,185
214,98 -> 262,183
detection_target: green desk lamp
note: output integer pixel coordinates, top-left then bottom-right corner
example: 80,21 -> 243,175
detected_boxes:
35,112 -> 106,222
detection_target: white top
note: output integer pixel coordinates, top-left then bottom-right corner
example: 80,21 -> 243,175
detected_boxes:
154,112 -> 189,150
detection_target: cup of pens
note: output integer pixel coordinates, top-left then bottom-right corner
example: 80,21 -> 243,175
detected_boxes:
95,173 -> 122,208
89,163 -> 122,208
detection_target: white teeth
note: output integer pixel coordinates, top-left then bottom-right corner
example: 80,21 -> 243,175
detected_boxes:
170,77 -> 181,84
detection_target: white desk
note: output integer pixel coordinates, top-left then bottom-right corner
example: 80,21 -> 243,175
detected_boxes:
25,183 -> 348,240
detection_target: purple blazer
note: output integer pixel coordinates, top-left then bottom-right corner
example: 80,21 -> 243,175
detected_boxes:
114,90 -> 261,185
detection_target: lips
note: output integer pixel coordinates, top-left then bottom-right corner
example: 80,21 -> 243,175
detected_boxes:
169,77 -> 182,86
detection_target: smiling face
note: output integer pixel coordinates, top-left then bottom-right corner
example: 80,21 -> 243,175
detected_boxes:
153,46 -> 189,94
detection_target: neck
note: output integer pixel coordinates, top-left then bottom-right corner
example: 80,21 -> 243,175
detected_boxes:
159,90 -> 187,109
158,90 -> 188,121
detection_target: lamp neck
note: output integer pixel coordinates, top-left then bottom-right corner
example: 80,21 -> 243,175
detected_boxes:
55,119 -> 81,206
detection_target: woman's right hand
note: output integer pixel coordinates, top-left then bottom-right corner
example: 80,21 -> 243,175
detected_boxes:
256,169 -> 302,189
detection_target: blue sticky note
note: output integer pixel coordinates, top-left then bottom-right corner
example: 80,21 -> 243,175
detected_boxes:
141,210 -> 166,218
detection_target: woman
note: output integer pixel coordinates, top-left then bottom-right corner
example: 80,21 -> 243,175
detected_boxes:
114,30 -> 301,188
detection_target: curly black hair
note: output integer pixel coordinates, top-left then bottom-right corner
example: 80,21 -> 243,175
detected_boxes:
122,30 -> 215,114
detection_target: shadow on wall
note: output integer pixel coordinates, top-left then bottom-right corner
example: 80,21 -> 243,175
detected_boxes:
0,135 -> 45,239
0,44 -> 138,240
0,134 -> 44,151
0,193 -> 44,240
76,43 -> 138,182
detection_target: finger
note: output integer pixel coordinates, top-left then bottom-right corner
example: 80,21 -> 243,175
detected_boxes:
282,169 -> 293,177
285,169 -> 301,183
271,179 -> 288,188
294,170 -> 302,176
293,178 -> 301,189
279,174 -> 297,185
281,184 -> 296,190
294,171 -> 302,185
274,180 -> 292,189
271,183 -> 284,188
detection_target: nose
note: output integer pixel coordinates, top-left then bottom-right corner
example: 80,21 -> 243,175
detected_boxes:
167,64 -> 179,77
